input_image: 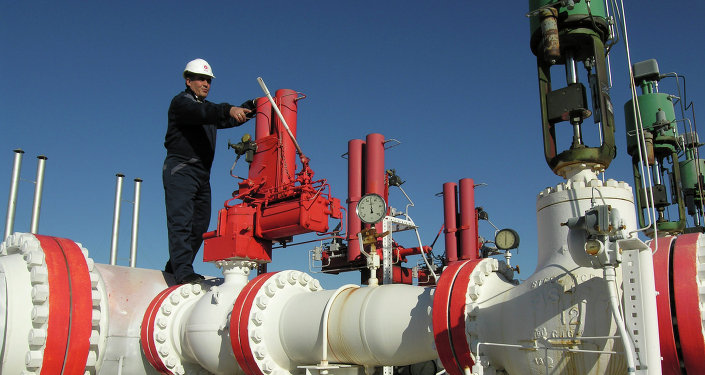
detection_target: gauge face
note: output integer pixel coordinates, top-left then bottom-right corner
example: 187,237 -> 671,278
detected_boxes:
356,193 -> 387,224
495,228 -> 519,250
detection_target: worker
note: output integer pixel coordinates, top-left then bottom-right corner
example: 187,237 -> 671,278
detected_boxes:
163,58 -> 255,284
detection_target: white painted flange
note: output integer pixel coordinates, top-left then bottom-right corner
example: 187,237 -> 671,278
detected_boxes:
0,232 -> 107,375
243,270 -> 323,375
144,283 -> 209,375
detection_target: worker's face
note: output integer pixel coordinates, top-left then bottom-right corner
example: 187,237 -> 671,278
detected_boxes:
186,75 -> 211,99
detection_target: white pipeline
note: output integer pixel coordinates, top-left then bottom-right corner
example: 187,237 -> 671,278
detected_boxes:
319,284 -> 360,366
278,283 -> 436,367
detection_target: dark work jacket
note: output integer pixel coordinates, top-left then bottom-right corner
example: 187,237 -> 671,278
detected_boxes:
164,88 -> 240,171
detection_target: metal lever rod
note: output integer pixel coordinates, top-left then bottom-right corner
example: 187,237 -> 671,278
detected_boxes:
256,77 -> 306,160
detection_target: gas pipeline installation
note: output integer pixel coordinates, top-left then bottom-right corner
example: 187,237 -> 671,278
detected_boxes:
1,1 -> 703,374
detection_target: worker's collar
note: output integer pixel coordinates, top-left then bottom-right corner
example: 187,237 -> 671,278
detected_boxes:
185,87 -> 204,102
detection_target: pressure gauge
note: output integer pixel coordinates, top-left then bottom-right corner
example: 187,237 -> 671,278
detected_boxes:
356,193 -> 387,224
495,228 -> 520,250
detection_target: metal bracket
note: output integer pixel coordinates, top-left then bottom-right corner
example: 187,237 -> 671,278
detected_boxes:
618,237 -> 653,374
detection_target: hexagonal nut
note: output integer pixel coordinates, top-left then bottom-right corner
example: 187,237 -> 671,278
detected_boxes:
28,328 -> 47,346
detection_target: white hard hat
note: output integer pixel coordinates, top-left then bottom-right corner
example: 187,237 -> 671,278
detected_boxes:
183,58 -> 215,79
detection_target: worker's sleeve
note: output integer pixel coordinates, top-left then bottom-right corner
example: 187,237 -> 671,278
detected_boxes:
216,98 -> 259,128
170,94 -> 235,127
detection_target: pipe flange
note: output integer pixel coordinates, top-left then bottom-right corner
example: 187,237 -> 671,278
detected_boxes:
433,259 -> 497,375
651,236 -> 681,373
231,270 -> 322,375
462,258 -> 498,352
142,283 -> 207,375
0,233 -> 105,374
672,233 -> 705,374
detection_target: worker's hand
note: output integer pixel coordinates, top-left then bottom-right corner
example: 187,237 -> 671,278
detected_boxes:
230,106 -> 252,124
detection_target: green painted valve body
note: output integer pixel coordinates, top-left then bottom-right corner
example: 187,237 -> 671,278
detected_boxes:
623,62 -> 686,235
528,0 -> 615,177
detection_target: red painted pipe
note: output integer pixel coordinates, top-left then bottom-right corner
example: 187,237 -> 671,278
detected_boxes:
395,244 -> 432,258
458,178 -> 478,260
275,89 -> 298,185
254,97 -> 272,140
347,139 -> 364,262
365,133 -> 385,197
443,182 -> 458,263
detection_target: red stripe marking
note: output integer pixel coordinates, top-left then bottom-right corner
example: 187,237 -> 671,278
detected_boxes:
230,278 -> 261,374
672,233 -> 705,375
432,260 -> 470,375
56,237 -> 93,374
651,237 -> 680,374
140,285 -> 180,374
448,259 -> 482,370
36,235 -> 71,375
231,273 -> 277,375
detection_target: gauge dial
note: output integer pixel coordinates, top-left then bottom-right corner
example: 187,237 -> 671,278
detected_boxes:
495,228 -> 520,250
356,193 -> 387,224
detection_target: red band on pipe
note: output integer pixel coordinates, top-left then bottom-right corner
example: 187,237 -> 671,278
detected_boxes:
140,285 -> 180,374
231,272 -> 277,375
651,237 -> 680,374
36,235 -> 71,375
672,233 -> 705,375
432,260 -> 472,375
55,237 -> 93,374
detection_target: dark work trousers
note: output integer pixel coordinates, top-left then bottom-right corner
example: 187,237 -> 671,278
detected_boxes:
163,155 -> 211,283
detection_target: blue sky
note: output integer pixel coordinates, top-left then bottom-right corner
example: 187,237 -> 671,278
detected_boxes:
2,1 -> 704,288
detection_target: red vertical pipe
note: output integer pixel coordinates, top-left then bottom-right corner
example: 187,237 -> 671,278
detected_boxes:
443,182 -> 459,263
275,89 -> 298,184
347,139 -> 365,262
365,133 -> 385,197
254,97 -> 272,141
250,97 -> 274,183
458,178 -> 478,260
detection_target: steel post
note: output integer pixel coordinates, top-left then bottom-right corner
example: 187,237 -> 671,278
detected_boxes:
129,178 -> 142,268
110,173 -> 124,265
4,149 -> 24,239
29,155 -> 47,234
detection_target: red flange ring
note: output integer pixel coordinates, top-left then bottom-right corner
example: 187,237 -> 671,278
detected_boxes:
35,235 -> 71,374
230,272 -> 277,375
35,235 -> 94,374
672,233 -> 705,375
140,285 -> 181,374
432,260 -> 474,375
447,259 -> 484,371
55,237 -> 93,374
651,236 -> 680,374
